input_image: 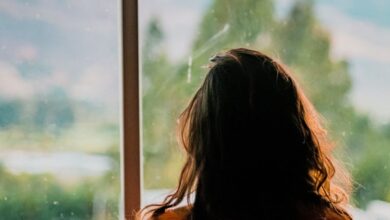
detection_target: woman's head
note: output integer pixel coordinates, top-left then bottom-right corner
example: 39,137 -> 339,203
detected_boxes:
143,48 -> 351,219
